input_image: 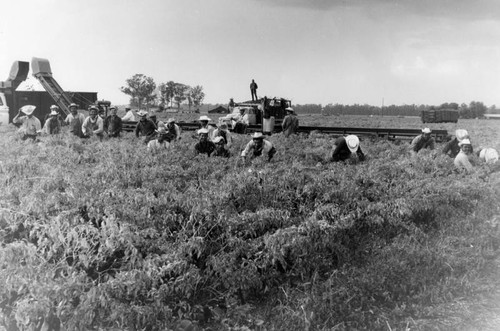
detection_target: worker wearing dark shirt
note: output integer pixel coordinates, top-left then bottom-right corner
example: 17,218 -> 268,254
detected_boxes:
104,106 -> 123,138
194,128 -> 216,156
331,135 -> 365,162
135,110 -> 157,143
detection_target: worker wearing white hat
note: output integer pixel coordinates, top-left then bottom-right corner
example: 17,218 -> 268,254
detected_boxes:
135,110 -> 157,144
42,108 -> 62,135
13,105 -> 41,140
454,139 -> 474,172
212,136 -> 231,157
65,103 -> 86,137
147,126 -> 171,153
241,132 -> 276,161
212,122 -> 232,147
82,105 -> 104,139
478,148 -> 499,164
198,115 -> 215,139
443,129 -> 472,158
410,128 -> 435,154
194,128 -> 216,156
331,134 -> 365,162
282,107 -> 299,137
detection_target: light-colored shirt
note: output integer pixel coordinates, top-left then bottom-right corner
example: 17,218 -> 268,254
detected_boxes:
82,116 -> 104,136
147,139 -> 171,152
241,139 -> 274,158
409,134 -> 435,153
454,151 -> 473,172
122,111 -> 136,122
13,116 -> 41,135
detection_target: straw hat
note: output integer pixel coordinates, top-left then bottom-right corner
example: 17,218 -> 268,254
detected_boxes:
136,110 -> 148,117
20,105 -> 36,115
199,115 -> 211,121
50,105 -> 59,110
69,103 -> 78,109
251,132 -> 264,139
455,129 -> 469,142
345,135 -> 360,153
422,128 -> 432,134
197,128 -> 209,135
458,138 -> 471,146
479,148 -> 499,163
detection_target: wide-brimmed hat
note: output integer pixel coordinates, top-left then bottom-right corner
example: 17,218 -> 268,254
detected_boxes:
136,110 -> 148,117
422,128 -> 432,134
345,135 -> 360,153
197,128 -> 209,135
20,105 -> 36,115
49,110 -> 59,116
458,138 -> 471,146
50,105 -> 59,110
213,136 -> 225,144
167,118 -> 176,123
455,129 -> 469,142
68,103 -> 78,109
479,148 -> 499,163
252,132 -> 264,139
199,115 -> 211,121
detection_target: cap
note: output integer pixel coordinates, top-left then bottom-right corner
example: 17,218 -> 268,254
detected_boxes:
68,103 -> 78,109
50,105 -> 59,110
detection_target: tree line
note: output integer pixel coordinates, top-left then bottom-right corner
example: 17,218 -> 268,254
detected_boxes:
292,101 -> 494,119
120,74 -> 205,111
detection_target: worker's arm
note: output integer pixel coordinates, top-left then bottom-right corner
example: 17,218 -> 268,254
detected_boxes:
93,118 -> 104,135
241,141 -> 253,158
12,110 -> 24,124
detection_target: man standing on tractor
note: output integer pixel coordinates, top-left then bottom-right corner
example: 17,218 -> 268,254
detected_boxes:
250,79 -> 258,101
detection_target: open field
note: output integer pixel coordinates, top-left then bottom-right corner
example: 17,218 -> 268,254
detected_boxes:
0,116 -> 499,330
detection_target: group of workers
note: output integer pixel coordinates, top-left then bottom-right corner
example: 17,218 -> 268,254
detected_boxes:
12,103 -> 498,170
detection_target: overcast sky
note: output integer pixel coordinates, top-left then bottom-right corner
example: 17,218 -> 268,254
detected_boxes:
1,0 -> 500,107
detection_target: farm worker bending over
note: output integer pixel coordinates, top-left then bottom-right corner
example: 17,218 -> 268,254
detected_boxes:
241,132 -> 277,162
65,103 -> 85,138
121,107 -> 136,122
164,118 -> 181,141
212,136 -> 231,157
478,148 -> 499,164
212,123 -> 232,147
104,106 -> 123,138
135,110 -> 157,144
82,106 -> 104,139
454,139 -> 474,172
198,115 -> 215,139
331,135 -> 365,162
147,126 -> 171,152
443,129 -> 471,158
42,109 -> 61,134
282,107 -> 299,137
194,128 -> 216,156
13,105 -> 41,140
409,128 -> 435,154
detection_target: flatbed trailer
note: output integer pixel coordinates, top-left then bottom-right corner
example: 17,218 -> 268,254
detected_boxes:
122,121 -> 448,142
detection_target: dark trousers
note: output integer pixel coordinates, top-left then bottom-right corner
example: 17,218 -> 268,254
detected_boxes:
251,89 -> 258,101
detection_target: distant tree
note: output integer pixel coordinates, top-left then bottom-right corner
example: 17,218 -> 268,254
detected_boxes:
469,101 -> 487,118
120,74 -> 156,110
173,83 -> 190,110
190,85 -> 205,110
